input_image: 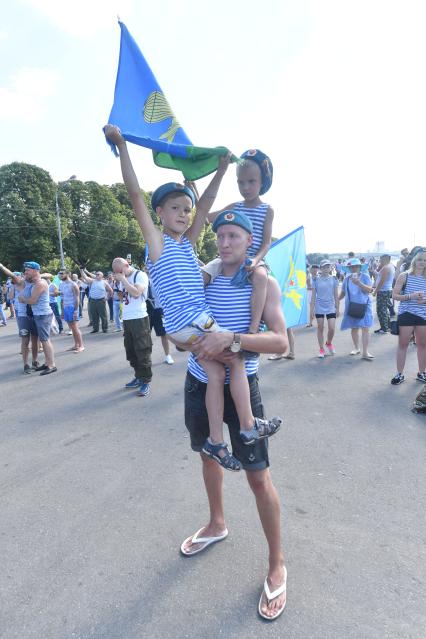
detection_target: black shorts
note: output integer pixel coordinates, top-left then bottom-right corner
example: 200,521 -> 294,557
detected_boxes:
315,313 -> 336,319
398,312 -> 426,327
148,307 -> 166,336
184,371 -> 269,472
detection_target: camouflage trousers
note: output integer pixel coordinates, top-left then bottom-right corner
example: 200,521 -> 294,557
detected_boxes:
376,290 -> 392,332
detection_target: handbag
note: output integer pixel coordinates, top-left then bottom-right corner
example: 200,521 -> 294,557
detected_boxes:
390,319 -> 399,335
346,280 -> 367,319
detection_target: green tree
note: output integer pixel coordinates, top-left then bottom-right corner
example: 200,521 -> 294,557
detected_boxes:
0,162 -> 57,267
59,180 -> 129,270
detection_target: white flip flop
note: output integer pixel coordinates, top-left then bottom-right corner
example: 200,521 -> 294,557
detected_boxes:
180,527 -> 229,556
258,567 -> 287,621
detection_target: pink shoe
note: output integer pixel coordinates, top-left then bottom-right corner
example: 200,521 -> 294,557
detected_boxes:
318,348 -> 325,359
326,342 -> 335,355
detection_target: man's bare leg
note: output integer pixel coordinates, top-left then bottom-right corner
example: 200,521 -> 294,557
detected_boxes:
21,336 -> 30,366
41,339 -> 55,368
246,469 -> 286,618
30,335 -> 38,363
181,455 -> 227,554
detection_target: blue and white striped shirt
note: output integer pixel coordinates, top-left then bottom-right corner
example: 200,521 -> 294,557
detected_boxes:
234,201 -> 269,257
398,274 -> 426,320
188,275 -> 260,383
147,235 -> 209,333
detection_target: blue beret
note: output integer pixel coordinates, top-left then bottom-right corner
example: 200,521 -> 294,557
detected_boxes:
151,182 -> 195,211
23,261 -> 41,270
212,210 -> 253,235
240,149 -> 273,195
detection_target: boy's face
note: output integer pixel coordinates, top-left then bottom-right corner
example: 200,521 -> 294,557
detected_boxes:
320,264 -> 331,275
157,194 -> 193,234
236,163 -> 262,202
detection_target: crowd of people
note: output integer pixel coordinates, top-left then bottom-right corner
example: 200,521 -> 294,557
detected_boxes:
297,247 -> 426,385
1,127 -> 425,621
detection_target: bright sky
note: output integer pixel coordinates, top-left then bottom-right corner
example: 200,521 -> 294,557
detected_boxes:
1,0 -> 425,254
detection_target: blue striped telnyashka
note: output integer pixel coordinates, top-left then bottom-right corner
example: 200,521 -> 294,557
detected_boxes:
234,201 -> 269,257
188,275 -> 260,383
147,234 -> 209,334
398,273 -> 426,320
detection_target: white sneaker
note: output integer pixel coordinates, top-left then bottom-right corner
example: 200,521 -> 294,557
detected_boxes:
67,330 -> 72,335
164,354 -> 174,365
113,327 -> 122,332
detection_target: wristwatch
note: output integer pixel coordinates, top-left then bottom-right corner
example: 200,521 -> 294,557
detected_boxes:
230,333 -> 242,353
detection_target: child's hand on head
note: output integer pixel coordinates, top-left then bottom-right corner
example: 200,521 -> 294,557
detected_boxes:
104,124 -> 124,146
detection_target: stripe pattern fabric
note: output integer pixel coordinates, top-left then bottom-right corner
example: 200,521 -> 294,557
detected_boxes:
398,274 -> 426,319
188,275 -> 260,383
234,201 -> 269,256
147,234 -> 209,333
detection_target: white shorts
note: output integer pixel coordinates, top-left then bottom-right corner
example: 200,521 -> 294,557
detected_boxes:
168,311 -> 223,344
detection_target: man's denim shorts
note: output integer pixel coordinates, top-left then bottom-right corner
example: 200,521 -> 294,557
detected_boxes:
184,371 -> 269,471
33,313 -> 53,342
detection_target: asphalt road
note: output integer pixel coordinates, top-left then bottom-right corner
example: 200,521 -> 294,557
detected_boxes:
0,313 -> 425,639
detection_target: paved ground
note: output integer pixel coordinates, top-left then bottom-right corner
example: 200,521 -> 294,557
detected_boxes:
0,313 -> 425,639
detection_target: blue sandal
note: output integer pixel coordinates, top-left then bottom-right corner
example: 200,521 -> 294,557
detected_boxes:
202,439 -> 242,472
240,417 -> 282,445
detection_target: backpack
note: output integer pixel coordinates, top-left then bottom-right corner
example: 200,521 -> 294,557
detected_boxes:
412,385 -> 426,413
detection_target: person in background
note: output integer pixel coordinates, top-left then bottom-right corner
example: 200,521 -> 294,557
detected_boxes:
146,279 -> 174,364
58,269 -> 84,353
390,249 -> 426,385
0,283 -> 7,326
106,272 -> 115,323
310,259 -> 339,358
43,274 -> 63,334
79,269 -> 113,334
372,254 -> 395,334
339,258 -> 374,360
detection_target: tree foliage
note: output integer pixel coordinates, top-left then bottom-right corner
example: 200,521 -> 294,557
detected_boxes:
0,161 -> 220,272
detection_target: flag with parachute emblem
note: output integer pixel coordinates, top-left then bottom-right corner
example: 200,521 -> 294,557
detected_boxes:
265,226 -> 307,328
106,21 -> 236,180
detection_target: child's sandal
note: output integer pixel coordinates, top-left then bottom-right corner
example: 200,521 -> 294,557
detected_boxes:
202,439 -> 242,472
240,416 -> 282,445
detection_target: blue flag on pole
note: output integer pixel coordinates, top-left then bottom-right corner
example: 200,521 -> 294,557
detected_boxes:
265,226 -> 307,329
107,21 -> 235,180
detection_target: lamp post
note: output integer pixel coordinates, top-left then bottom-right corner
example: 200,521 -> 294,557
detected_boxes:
55,175 -> 76,268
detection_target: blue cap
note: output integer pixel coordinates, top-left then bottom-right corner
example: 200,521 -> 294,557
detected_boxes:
23,261 -> 41,270
212,210 -> 253,235
240,149 -> 273,195
346,258 -> 361,266
151,182 -> 195,211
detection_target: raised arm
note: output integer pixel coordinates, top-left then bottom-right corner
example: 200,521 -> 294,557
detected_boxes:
104,125 -> 163,261
79,269 -> 94,284
0,263 -> 23,284
185,153 -> 231,246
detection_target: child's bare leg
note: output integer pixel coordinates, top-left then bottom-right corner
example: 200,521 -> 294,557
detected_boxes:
249,267 -> 268,333
227,356 -> 255,431
200,359 -> 226,444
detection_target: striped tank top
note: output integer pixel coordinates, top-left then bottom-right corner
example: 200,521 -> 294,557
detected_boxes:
398,273 -> 426,320
147,234 -> 209,333
234,201 -> 269,257
15,282 -> 32,317
30,283 -> 52,316
188,275 -> 260,383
